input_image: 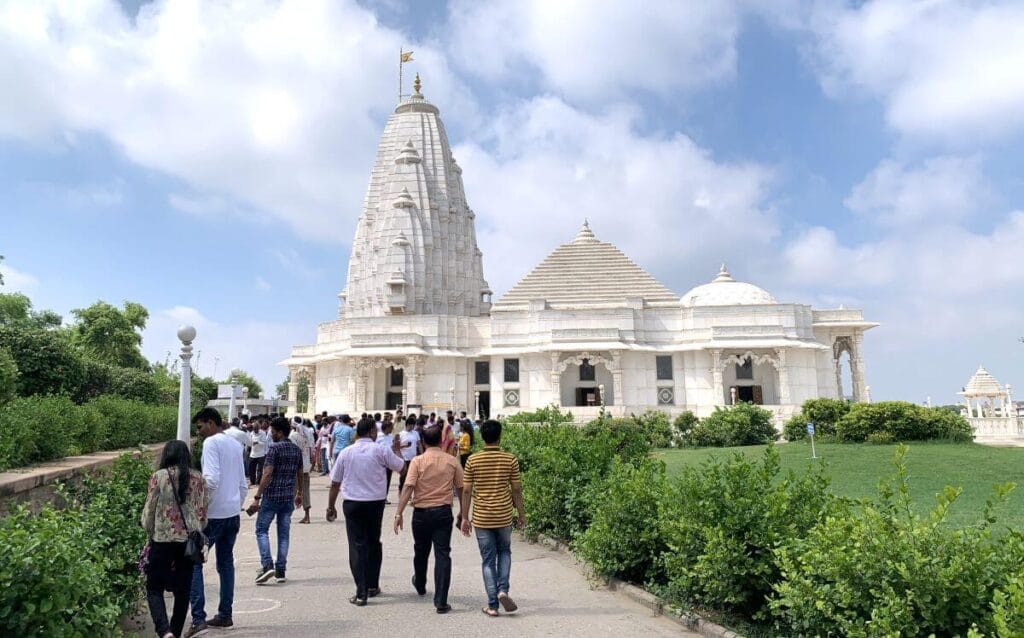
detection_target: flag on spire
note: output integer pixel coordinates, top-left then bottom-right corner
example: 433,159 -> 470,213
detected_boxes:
400,51 -> 413,63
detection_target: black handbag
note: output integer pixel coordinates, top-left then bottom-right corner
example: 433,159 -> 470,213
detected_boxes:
170,469 -> 207,564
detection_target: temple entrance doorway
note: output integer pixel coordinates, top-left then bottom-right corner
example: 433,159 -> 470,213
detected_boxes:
477,391 -> 490,419
575,386 -> 602,407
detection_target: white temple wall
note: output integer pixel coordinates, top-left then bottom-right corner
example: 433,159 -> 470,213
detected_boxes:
785,349 -> 823,405
682,350 -> 717,416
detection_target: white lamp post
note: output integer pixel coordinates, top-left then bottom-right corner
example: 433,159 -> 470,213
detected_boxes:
176,325 -> 196,445
474,390 -> 480,420
227,375 -> 239,421
401,388 -> 408,414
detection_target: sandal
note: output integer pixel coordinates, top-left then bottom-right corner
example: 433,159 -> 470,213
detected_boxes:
482,606 -> 499,617
498,592 -> 518,612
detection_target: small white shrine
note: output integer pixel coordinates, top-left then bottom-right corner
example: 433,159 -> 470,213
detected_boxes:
959,366 -> 1023,440
282,77 -> 879,422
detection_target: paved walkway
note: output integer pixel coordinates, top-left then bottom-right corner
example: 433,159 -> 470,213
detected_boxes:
140,473 -> 696,637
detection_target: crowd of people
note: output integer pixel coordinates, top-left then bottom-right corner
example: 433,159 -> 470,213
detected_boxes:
139,405 -> 526,638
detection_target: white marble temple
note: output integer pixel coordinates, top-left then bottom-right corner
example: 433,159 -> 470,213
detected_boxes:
282,80 -> 879,423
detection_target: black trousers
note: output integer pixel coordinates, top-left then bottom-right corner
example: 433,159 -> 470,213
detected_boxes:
412,505 -> 454,608
343,499 -> 386,599
249,456 -> 265,485
145,541 -> 192,637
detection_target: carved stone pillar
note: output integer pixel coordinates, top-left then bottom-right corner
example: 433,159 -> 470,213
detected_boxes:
834,356 -> 843,399
406,355 -> 423,405
711,349 -> 724,406
307,370 -> 317,415
611,352 -> 623,408
549,352 -> 562,407
287,365 -> 299,406
354,369 -> 367,413
852,332 -> 868,403
775,348 -> 791,405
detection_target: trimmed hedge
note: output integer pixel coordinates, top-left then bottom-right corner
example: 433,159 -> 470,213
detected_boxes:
501,418 -> 1024,635
836,401 -> 973,443
0,452 -> 151,633
0,394 -> 176,471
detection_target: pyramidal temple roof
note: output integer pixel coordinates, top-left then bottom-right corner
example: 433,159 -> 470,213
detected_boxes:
963,365 -> 1003,396
493,221 -> 678,308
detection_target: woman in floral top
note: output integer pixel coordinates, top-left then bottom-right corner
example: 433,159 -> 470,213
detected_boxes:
141,440 -> 208,638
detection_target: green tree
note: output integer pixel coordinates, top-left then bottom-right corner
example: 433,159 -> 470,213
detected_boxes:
222,368 -> 262,399
70,301 -> 149,369
0,292 -> 62,328
0,325 -> 85,397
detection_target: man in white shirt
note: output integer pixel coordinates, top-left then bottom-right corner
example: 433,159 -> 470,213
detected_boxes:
249,419 -> 269,485
290,416 -> 314,524
398,418 -> 421,494
186,408 -> 249,638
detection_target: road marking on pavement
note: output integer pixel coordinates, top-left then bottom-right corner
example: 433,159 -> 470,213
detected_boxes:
232,597 -> 282,615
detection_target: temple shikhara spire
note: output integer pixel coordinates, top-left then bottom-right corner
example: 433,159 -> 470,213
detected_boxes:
283,77 -> 878,421
342,75 -> 489,318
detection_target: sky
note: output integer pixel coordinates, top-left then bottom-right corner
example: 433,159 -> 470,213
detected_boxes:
1,0 -> 1023,402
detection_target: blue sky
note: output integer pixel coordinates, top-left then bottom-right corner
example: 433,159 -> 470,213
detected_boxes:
1,0 -> 1023,401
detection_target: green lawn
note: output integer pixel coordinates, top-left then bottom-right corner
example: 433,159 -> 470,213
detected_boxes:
655,442 -> 1024,530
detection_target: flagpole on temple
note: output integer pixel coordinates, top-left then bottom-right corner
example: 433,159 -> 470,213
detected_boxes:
399,48 -> 413,103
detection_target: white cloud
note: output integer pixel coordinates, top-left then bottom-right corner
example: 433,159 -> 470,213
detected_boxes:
447,0 -> 741,100
0,0 -> 475,243
142,305 -> 311,395
459,96 -> 777,294
255,276 -> 272,291
0,263 -> 39,292
806,0 -> 1024,141
844,156 -> 990,227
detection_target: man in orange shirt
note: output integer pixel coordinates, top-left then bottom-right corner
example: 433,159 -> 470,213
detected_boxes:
393,425 -> 466,614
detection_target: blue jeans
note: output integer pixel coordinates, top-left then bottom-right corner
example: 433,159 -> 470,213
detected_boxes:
256,499 -> 295,571
474,526 -> 512,609
319,448 -> 329,474
190,515 -> 240,625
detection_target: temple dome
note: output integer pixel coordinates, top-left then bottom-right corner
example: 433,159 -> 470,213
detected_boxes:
682,264 -> 776,307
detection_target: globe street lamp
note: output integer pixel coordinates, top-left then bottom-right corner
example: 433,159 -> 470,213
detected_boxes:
176,325 -> 196,446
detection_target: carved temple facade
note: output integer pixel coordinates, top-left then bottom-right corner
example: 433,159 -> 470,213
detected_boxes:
282,78 -> 878,422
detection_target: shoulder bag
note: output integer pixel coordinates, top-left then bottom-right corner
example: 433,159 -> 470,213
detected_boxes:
171,469 -> 207,564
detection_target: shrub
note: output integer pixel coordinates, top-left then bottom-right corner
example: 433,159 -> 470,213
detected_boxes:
672,411 -> 699,444
0,346 -> 17,405
770,447 -> 1024,636
660,446 -> 834,620
87,395 -> 176,449
866,431 -> 895,444
991,571 -> 1024,637
782,414 -> 808,442
503,404 -> 574,425
0,452 -> 152,634
801,398 -> 850,434
577,457 -> 668,583
0,394 -> 175,471
502,422 -> 650,541
630,409 -> 673,448
836,401 -> 973,443
681,403 -> 778,448
0,325 -> 85,398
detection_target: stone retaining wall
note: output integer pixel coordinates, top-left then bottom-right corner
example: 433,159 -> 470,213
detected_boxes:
0,442 -> 168,516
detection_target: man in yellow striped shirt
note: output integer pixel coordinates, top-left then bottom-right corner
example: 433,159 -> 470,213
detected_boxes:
459,420 -> 527,617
